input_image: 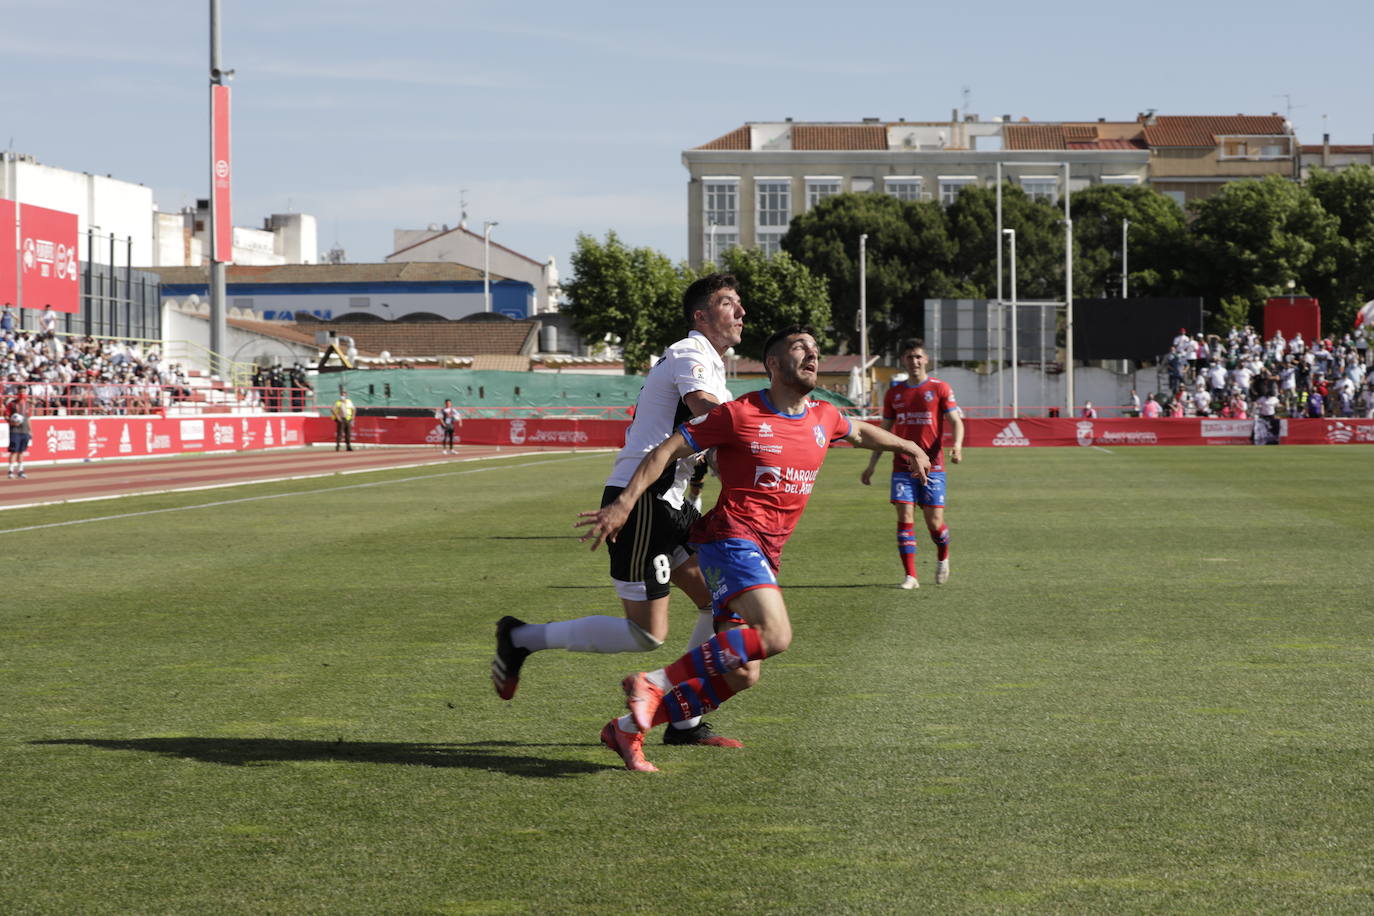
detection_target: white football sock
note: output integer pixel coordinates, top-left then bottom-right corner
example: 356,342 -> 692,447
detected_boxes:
524,616 -> 656,653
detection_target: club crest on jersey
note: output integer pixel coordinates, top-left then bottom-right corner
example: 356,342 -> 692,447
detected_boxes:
812,424 -> 827,447
691,363 -> 707,380
753,465 -> 782,488
758,422 -> 773,438
923,390 -> 935,402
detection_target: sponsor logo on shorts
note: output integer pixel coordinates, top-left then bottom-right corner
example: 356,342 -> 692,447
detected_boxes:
992,421 -> 1030,447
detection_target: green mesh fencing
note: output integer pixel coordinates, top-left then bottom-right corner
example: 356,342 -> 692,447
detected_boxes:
319,369 -> 855,415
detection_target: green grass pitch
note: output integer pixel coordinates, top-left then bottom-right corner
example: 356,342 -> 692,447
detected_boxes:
1,446 -> 1371,913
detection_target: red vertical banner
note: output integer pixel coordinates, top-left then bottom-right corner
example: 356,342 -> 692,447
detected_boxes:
19,203 -> 79,313
211,84 -> 233,262
0,198 -> 16,306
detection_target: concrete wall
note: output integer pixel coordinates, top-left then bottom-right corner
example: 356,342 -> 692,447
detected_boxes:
162,302 -> 318,374
924,365 -> 1166,416
387,227 -> 559,313
1,156 -> 155,266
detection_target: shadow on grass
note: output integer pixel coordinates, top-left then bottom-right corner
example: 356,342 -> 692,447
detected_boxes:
31,737 -> 606,778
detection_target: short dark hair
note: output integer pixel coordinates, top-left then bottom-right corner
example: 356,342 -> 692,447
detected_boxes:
761,325 -> 816,377
682,273 -> 739,329
898,338 -> 926,356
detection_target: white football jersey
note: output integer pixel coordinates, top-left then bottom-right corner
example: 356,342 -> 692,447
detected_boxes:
607,330 -> 731,508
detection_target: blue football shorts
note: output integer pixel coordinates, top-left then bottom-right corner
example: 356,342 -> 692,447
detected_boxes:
693,537 -> 779,624
890,469 -> 946,508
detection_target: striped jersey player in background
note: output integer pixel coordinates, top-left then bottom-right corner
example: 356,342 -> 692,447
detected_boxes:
578,326 -> 932,771
492,274 -> 746,748
861,338 -> 964,589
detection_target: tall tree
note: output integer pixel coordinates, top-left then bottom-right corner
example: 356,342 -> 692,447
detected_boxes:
561,231 -> 687,371
713,246 -> 833,360
780,192 -> 955,355
1186,176 -> 1341,331
1067,185 -> 1188,299
1303,164 -> 1374,332
945,184 -> 1065,302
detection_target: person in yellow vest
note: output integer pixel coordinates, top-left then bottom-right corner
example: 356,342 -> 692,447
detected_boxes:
331,390 -> 356,451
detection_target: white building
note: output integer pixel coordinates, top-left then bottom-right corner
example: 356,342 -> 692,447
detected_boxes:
386,223 -> 560,314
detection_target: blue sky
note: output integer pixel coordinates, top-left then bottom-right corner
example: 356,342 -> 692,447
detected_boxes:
3,0 -> 1370,273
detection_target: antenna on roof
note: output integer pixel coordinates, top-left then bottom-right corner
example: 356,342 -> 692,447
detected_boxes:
1275,93 -> 1303,120
459,188 -> 469,230
961,85 -> 971,118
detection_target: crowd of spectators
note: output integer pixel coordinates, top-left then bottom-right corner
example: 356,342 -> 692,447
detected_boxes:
1141,325 -> 1373,420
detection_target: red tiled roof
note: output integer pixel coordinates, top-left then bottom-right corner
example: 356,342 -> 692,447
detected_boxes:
1006,123 -> 1146,151
1005,125 -> 1068,150
695,126 -> 751,150
1067,138 -> 1145,150
793,125 -> 888,150
1142,115 -> 1289,147
306,319 -> 538,358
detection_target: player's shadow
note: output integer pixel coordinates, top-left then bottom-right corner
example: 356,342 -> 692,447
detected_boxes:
31,737 -> 605,779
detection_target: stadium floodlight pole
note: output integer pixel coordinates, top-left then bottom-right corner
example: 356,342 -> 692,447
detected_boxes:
483,220 -> 499,313
858,232 -> 868,407
1121,218 -> 1129,298
1004,228 -> 1018,418
208,0 -> 228,369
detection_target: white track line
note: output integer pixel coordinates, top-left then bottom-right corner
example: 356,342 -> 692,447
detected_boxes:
0,453 -> 603,536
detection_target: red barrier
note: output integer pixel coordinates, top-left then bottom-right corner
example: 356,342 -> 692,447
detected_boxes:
341,416 -> 628,448
11,415 -> 311,461
959,417 -> 1374,447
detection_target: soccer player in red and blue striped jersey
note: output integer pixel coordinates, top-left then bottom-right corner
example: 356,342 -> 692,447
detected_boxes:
578,327 -> 932,771
861,339 -> 964,589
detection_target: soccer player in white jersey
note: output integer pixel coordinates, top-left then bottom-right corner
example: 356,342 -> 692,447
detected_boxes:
492,274 -> 746,748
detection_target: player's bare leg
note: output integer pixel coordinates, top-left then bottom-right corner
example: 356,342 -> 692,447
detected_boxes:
895,501 -> 919,589
923,504 -> 951,585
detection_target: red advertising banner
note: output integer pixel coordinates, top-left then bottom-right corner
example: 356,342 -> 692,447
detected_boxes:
19,203 -> 79,313
211,84 -> 233,262
0,197 -> 16,306
958,417 -> 1374,448
341,416 -> 628,449
10,415 -> 310,462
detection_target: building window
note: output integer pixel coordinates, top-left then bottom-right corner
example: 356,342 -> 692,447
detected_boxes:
938,177 -> 975,206
756,179 -> 791,229
1164,190 -> 1186,207
757,233 -> 783,258
1020,176 -> 1058,204
805,178 -> 841,210
702,232 -> 738,264
884,177 -> 924,201
703,179 -> 738,231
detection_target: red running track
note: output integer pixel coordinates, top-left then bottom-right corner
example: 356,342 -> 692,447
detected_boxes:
0,445 -> 604,512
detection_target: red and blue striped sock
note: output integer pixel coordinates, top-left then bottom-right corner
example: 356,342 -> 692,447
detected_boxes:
932,523 -> 950,561
897,523 -> 917,577
656,674 -> 740,726
662,627 -> 765,687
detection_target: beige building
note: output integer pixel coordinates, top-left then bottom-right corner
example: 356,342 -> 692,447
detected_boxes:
682,115 -> 1149,266
683,113 -> 1300,264
1300,139 -> 1374,180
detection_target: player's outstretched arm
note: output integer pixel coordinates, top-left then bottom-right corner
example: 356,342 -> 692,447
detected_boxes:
859,417 -> 895,485
575,430 -> 696,550
948,410 -> 965,464
846,420 -> 932,481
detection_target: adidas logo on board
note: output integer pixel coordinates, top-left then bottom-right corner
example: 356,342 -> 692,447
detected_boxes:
992,421 -> 1030,446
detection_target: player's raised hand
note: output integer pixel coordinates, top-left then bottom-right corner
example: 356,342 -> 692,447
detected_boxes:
575,503 -> 627,550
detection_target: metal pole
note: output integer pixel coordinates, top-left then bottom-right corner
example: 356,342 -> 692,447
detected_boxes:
995,162 -> 1003,418
858,233 -> 868,403
709,220 -> 717,266
1004,229 -> 1018,417
1121,218 -> 1129,299
208,0 -> 227,371
1063,161 -> 1074,415
484,220 -> 498,313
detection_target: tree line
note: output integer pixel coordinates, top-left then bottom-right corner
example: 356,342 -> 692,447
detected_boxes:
562,167 -> 1374,368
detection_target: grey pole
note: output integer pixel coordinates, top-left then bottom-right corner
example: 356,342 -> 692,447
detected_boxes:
996,162 -> 1004,418
1063,162 -> 1074,415
208,0 -> 227,372
1004,228 -> 1018,417
1121,218 -> 1129,299
483,220 -> 499,312
858,232 -> 868,407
